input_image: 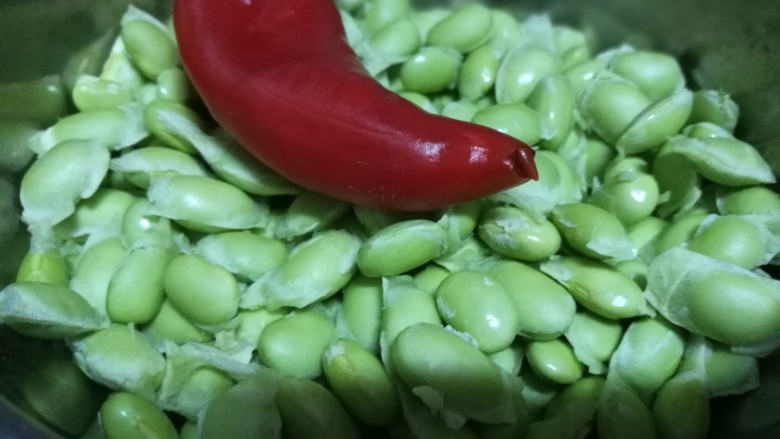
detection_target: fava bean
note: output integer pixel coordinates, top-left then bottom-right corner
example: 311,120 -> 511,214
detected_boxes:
579,77 -> 651,145
121,199 -> 177,250
583,136 -> 617,185
53,188 -> 137,240
412,264 -> 450,295
588,172 -> 660,228
275,191 -> 350,239
527,74 -> 576,150
616,89 -> 693,154
543,376 -> 605,435
16,251 -> 70,287
69,237 -> 127,314
72,76 -> 135,111
368,18 -> 421,60
652,213 -> 707,255
652,375 -> 710,439
143,299 -> 211,344
435,271 -> 519,353
381,276 -> 442,344
156,68 -> 193,103
717,186 -> 780,215
109,146 -> 210,189
486,10 -> 522,56
258,311 -> 337,379
121,14 -> 179,80
687,89 -> 739,132
234,307 -> 287,347
597,382 -> 656,439
100,392 -> 177,439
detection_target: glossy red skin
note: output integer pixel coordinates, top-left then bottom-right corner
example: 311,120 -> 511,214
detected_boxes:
174,0 -> 537,212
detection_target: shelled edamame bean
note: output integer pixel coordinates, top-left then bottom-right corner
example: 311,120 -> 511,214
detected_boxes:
1,1 -> 779,438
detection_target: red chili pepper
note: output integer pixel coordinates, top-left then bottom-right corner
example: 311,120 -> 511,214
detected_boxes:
174,0 -> 537,212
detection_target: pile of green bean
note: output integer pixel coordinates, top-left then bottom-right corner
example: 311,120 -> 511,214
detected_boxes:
1,1 -> 780,438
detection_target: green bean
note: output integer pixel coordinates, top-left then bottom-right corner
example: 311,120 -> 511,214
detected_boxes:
687,215 -> 765,269
257,311 -> 337,379
527,74 -> 576,151
322,338 -> 400,426
412,264 -> 450,295
381,276 -> 442,344
457,44 -> 500,100
717,186 -> 780,215
69,237 -> 127,314
163,254 -> 240,326
541,256 -> 650,319
550,202 -> 633,261
488,341 -> 524,375
369,17 -> 421,58
29,104 -> 147,154
16,251 -> 69,287
477,205 -> 561,262
143,99 -> 203,154
440,199 -> 483,241
156,68 -> 193,103
470,375 -> 530,439
440,100 -> 480,121
647,247 -> 780,346
542,376 -> 605,436
489,150 -> 561,222
341,274 -> 382,353
53,188 -> 137,241
0,75 -> 69,126
489,260 -> 576,340
700,342 -> 760,397
400,47 -> 462,94
276,376 -> 360,439
435,271 -> 519,353
564,310 -> 623,374
525,338 -> 584,385
107,247 -> 172,324
588,172 -> 660,228
0,117 -> 37,174
194,231 -> 287,281
627,216 -> 668,260
147,174 -> 268,232
687,89 -> 739,132
233,307 -> 287,347
143,299 -> 211,344
358,219 -> 447,277
247,230 -> 360,309
519,364 -> 561,415
603,156 -> 651,181
579,76 -> 652,145
20,139 -> 110,227
563,58 -> 607,98
427,4 -> 492,53
121,199 -> 178,250
72,324 -> 166,399
274,191 -> 350,239
616,89 -> 693,155
597,381 -> 656,439
583,136 -> 617,185
495,45 -> 561,104
652,213 -> 707,255
121,13 -> 179,80
179,421 -> 198,439
169,365 -> 235,419
363,0 -> 411,34
609,316 -> 686,397
486,10 -> 522,56
391,322 -> 507,422
608,50 -> 684,100
0,281 -> 105,338
109,146 -> 210,189
471,102 -> 542,146
100,36 -> 145,90
100,392 -> 177,439
652,375 -> 710,439
72,76 -> 135,111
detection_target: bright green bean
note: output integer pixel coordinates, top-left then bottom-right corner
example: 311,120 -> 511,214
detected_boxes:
687,215 -> 765,269
274,191 -> 350,239
16,251 -> 70,287
106,247 -> 172,324
72,76 -> 135,111
163,254 -> 240,326
276,377 -> 360,439
234,307 -> 287,347
381,276 -> 442,344
53,188 -> 137,240
609,50 -> 684,99
527,74 -> 576,150
597,382 -> 656,439
156,68 -> 192,103
616,89 -> 693,154
564,310 -> 623,374
457,44 -> 500,100
399,47 -> 462,94
258,311 -> 337,379
717,186 -> 780,215
121,16 -> 179,80
363,0 -> 411,34
550,202 -> 633,261
100,392 -> 177,439
525,338 -> 584,385
358,219 -> 447,277
488,260 -> 576,340
322,339 -> 400,426
435,271 -> 519,353
412,264 -> 450,295
69,237 -> 127,314
588,172 -> 660,228
110,146 -> 210,189
143,299 -> 211,344
72,324 -> 166,399
477,205 -> 561,262
541,256 -> 649,319
495,46 -> 561,104
341,274 -> 382,353
471,102 -> 542,145
687,89 -> 739,132
195,231 -> 288,281
426,4 -> 493,53
579,77 -> 651,145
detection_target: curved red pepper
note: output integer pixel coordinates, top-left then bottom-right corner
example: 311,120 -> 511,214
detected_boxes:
174,0 -> 537,212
